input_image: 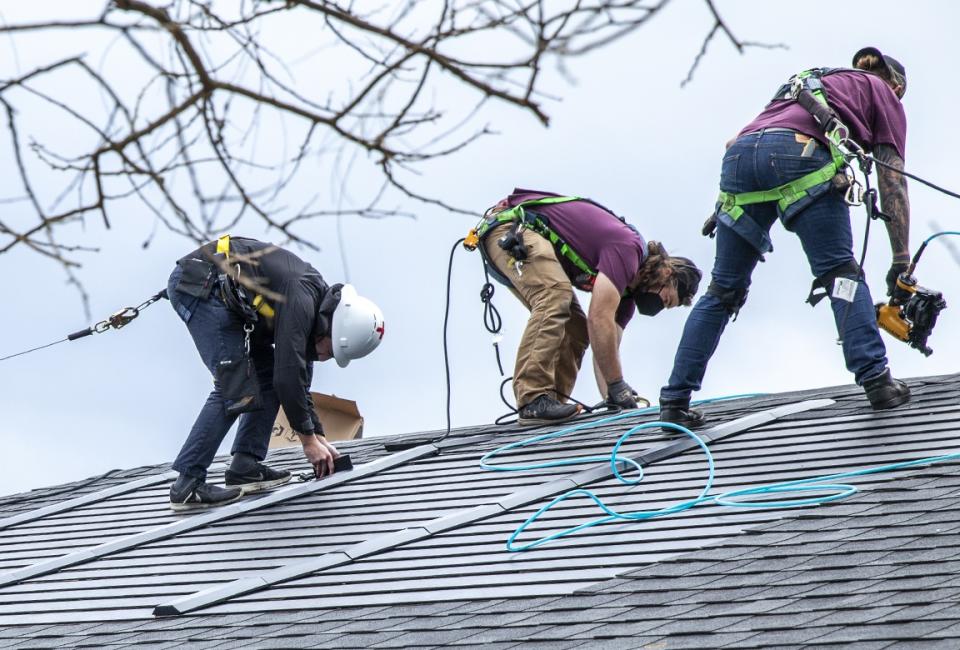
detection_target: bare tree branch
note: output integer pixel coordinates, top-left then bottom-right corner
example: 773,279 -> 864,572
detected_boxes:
682,0 -> 787,88
0,0 -> 770,302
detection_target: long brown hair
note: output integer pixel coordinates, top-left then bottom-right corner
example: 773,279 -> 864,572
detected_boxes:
634,240 -> 674,290
635,241 -> 702,305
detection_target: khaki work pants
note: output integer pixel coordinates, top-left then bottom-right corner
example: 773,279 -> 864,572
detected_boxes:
484,224 -> 589,407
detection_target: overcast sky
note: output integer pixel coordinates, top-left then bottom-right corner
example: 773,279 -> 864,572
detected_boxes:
2,1 -> 958,499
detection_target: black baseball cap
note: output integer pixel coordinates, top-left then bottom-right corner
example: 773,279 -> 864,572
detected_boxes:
853,46 -> 906,96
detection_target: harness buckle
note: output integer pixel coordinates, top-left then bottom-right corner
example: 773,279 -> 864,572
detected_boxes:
827,123 -> 849,149
789,75 -> 804,100
719,192 -> 736,212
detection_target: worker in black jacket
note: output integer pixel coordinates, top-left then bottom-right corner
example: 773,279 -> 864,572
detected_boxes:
166,236 -> 385,510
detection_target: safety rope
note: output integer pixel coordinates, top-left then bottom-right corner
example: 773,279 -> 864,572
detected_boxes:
835,162 -> 877,345
0,290 -> 167,363
0,337 -> 70,363
865,154 -> 960,201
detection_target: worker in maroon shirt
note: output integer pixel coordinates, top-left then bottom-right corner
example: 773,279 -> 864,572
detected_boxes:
477,189 -> 702,425
660,47 -> 912,428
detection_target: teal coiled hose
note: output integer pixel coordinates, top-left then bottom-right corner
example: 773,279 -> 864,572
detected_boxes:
481,397 -> 960,552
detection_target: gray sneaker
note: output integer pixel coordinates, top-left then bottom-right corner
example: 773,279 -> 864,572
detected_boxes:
169,475 -> 243,511
518,394 -> 581,426
224,463 -> 292,494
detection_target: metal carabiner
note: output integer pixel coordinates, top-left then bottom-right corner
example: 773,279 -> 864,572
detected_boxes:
845,178 -> 865,206
243,322 -> 254,354
107,307 -> 140,330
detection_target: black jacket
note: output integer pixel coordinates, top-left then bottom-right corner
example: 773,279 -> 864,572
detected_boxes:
186,237 -> 338,435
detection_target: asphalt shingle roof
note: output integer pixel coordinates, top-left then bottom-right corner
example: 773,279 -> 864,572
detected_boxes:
1,373 -> 959,648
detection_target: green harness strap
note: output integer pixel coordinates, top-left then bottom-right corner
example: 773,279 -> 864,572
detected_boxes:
717,146 -> 844,221
477,196 -> 598,279
717,70 -> 848,223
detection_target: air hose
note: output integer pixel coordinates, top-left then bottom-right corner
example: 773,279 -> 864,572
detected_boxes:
482,400 -> 960,552
907,230 -> 960,274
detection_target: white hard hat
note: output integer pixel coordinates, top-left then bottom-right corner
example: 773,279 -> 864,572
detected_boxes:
331,284 -> 385,368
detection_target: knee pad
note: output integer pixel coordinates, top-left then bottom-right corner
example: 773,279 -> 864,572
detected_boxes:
806,260 -> 861,307
706,281 -> 749,319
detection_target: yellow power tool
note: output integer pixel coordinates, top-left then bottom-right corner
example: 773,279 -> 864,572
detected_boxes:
876,271 -> 946,357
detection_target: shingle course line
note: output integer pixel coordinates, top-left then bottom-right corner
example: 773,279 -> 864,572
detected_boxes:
150,399 -> 835,617
0,445 -> 439,592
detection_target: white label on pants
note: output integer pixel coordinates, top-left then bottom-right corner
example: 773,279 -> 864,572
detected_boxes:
833,277 -> 858,302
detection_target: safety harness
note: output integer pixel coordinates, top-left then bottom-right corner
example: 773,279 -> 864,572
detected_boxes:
715,68 -> 857,254
216,234 -> 276,322
467,195 -> 639,291
717,68 -> 902,325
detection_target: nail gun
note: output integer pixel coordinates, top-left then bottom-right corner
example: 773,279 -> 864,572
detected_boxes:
876,271 -> 946,357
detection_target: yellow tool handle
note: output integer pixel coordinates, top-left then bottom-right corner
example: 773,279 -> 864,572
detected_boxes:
876,304 -> 910,342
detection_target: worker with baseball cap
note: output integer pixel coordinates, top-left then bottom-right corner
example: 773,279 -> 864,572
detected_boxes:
660,47 -> 912,427
852,46 -> 906,96
166,236 -> 384,509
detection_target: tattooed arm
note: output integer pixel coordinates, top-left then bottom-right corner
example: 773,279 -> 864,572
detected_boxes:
874,143 -> 911,264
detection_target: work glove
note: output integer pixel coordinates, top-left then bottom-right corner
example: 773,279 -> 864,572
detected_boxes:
607,379 -> 639,410
701,212 -> 718,238
886,261 -> 909,297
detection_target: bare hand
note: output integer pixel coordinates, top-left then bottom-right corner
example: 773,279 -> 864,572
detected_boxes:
300,434 -> 335,478
320,437 -> 341,460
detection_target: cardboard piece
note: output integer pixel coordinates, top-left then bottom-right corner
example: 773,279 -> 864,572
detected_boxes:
270,393 -> 363,448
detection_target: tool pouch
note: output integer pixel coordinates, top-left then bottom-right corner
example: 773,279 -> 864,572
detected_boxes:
497,221 -> 528,261
219,274 -> 260,324
216,356 -> 263,416
175,258 -> 217,299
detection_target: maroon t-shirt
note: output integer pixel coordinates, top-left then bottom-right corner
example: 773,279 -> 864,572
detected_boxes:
505,189 -> 646,328
739,70 -> 907,157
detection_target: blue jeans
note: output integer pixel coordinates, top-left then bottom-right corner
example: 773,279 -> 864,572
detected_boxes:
167,265 -> 280,480
661,130 -> 889,402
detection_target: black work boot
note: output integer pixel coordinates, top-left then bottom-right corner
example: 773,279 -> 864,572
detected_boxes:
225,452 -> 292,494
518,394 -> 581,426
169,475 -> 243,511
659,397 -> 706,430
863,369 -> 911,410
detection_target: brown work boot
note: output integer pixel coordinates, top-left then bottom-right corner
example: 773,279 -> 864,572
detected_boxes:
659,397 -> 706,430
863,369 -> 911,410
